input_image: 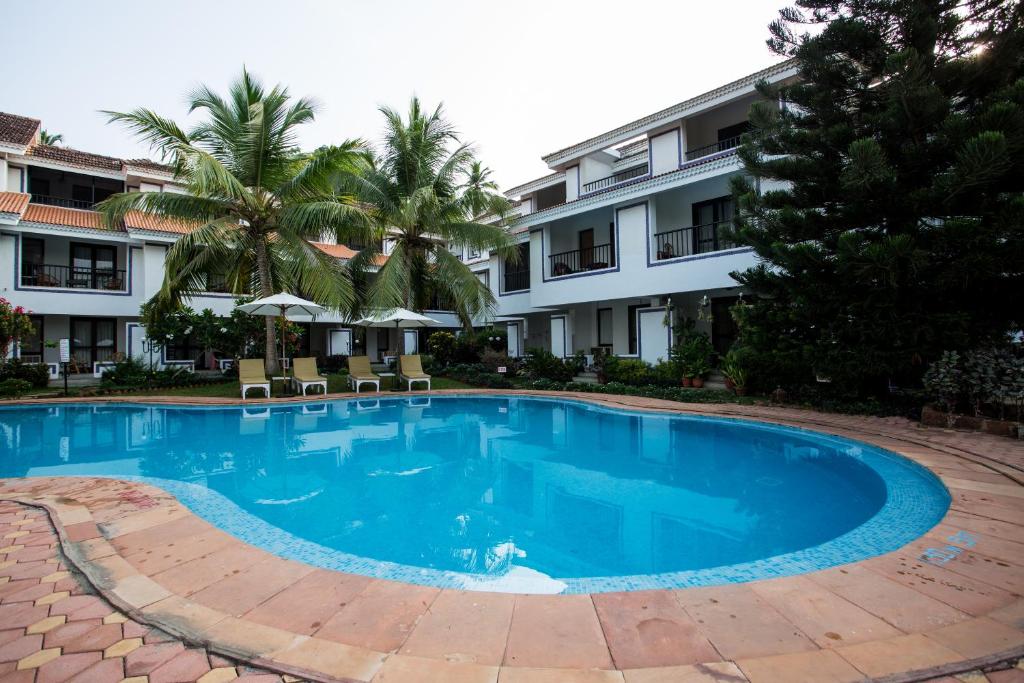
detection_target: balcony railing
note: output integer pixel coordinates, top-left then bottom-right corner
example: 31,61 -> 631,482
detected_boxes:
653,220 -> 737,260
21,264 -> 127,291
581,165 -> 649,194
549,243 -> 614,277
503,269 -> 530,292
30,195 -> 96,210
684,135 -> 743,162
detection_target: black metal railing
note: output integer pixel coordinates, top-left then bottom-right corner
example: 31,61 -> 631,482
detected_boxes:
581,165 -> 649,194
29,195 -> 96,210
20,264 -> 127,290
503,269 -> 530,292
684,135 -> 742,162
653,220 -> 736,260
549,243 -> 614,277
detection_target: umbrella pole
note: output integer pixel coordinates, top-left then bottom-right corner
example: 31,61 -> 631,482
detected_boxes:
281,306 -> 291,397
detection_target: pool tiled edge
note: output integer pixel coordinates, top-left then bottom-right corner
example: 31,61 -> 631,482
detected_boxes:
2,390 -> 1024,682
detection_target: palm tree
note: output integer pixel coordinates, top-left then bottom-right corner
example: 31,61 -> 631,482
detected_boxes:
39,130 -> 63,146
345,98 -> 516,332
97,69 -> 371,373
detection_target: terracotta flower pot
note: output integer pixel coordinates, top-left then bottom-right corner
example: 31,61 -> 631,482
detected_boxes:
735,387 -> 747,396
682,377 -> 693,387
692,377 -> 705,388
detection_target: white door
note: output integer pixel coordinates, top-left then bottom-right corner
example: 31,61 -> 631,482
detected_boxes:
506,322 -> 521,357
328,328 -> 352,356
550,316 -> 567,358
403,329 -> 419,354
126,323 -> 159,367
638,308 -> 670,365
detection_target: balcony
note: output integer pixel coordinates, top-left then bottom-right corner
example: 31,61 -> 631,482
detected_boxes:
653,220 -> 736,260
21,264 -> 127,291
503,269 -> 530,293
581,165 -> 649,194
30,194 -> 96,210
684,135 -> 742,162
549,243 -> 615,277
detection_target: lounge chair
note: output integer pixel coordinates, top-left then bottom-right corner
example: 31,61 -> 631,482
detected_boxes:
347,356 -> 380,393
292,357 -> 327,396
239,359 -> 271,399
399,355 -> 431,392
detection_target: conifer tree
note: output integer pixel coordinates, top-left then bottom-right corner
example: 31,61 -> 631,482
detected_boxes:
732,0 -> 1024,395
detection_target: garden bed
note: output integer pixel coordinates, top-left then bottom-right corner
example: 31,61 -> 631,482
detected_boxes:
921,405 -> 1021,438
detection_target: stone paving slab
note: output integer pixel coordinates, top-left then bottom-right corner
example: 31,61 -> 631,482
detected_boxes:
0,502 -> 295,683
3,390 -> 1024,682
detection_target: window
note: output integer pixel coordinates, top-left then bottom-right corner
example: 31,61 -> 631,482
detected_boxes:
627,305 -> 643,355
72,185 -> 93,204
20,316 -> 43,361
70,318 -> 116,367
28,177 -> 50,197
21,238 -> 44,285
503,242 -> 530,293
468,246 -> 480,259
70,243 -> 117,289
164,335 -> 201,362
597,308 -> 613,347
691,196 -> 736,253
717,121 -> 751,143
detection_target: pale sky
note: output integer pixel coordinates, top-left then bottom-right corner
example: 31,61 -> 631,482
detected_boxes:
1,0 -> 786,190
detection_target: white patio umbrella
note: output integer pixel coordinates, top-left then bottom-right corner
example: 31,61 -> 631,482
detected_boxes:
354,308 -> 441,355
237,293 -> 325,391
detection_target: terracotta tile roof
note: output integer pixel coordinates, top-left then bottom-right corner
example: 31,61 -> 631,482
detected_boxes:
22,204 -> 111,231
312,242 -> 358,259
0,192 -> 29,216
124,210 -> 195,234
124,158 -> 176,176
312,242 -> 389,266
0,112 -> 40,148
27,144 -> 123,172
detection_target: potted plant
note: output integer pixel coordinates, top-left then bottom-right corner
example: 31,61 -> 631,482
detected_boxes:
721,353 -> 748,396
680,334 -> 713,388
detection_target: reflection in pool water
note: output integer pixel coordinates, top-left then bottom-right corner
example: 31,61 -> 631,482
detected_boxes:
0,396 -> 948,592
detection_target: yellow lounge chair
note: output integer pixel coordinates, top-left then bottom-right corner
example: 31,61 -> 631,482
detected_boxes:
399,355 -> 431,392
239,359 -> 270,399
347,356 -> 380,393
292,357 -> 327,396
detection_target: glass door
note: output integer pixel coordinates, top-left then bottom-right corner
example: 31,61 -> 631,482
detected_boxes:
70,318 -> 117,369
691,196 -> 735,253
70,243 -> 117,289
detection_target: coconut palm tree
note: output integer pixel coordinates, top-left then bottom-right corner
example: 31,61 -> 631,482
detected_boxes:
345,98 -> 516,331
97,69 -> 371,373
39,130 -> 63,146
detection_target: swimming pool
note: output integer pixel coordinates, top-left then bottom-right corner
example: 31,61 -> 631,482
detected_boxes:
0,395 -> 949,593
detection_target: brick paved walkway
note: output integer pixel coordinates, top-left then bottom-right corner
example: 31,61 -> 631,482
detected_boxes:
0,502 -> 297,683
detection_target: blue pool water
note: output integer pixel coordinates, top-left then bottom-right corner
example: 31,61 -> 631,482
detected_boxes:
0,396 -> 949,593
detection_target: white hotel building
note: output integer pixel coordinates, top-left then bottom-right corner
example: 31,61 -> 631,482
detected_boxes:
484,61 -> 796,364
0,60 -> 795,375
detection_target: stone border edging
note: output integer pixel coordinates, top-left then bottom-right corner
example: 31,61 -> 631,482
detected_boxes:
3,389 -> 1024,682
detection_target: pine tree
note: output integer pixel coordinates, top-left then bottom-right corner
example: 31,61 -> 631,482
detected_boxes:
731,0 -> 1024,396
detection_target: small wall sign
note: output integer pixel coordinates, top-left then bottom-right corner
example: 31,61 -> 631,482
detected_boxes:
497,366 -> 507,374
58,339 -> 71,364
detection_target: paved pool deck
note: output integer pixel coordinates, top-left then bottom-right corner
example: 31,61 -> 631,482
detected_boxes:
1,389 -> 1023,683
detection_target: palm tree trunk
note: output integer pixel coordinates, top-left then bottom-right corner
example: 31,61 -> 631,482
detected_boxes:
254,235 -> 279,374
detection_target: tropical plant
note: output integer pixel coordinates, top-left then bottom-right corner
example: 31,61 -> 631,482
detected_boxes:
923,351 -> 963,426
0,379 -> 32,398
721,350 -> 749,395
38,130 -> 63,146
0,298 -> 35,359
98,69 -> 371,372
522,348 -> 574,382
342,98 -> 517,333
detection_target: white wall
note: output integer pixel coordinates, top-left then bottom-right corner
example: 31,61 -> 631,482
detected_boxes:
564,166 -> 580,202
648,129 -> 681,175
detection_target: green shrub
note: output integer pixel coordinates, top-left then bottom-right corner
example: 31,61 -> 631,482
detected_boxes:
444,363 -> 514,388
100,358 -> 216,389
427,331 -> 458,366
320,354 -> 349,374
0,359 -> 50,388
0,378 -> 32,398
522,348 -> 574,382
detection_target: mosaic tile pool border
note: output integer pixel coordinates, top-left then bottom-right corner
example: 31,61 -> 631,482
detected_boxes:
1,394 -> 952,594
